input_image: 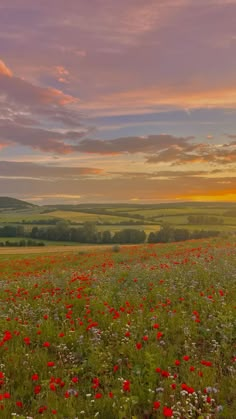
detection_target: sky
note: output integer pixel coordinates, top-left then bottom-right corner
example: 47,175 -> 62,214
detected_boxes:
0,0 -> 236,204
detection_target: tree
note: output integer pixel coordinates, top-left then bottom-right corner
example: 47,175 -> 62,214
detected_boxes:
102,230 -> 112,243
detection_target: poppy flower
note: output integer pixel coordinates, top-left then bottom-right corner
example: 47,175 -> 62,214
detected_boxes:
153,401 -> 160,410
163,406 -> 173,417
47,361 -> 55,367
123,380 -> 131,392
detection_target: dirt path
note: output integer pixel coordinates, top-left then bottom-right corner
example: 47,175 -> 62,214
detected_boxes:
0,245 -> 112,255
0,244 -> 135,255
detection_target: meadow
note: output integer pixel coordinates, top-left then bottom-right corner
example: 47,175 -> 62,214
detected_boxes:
0,238 -> 235,418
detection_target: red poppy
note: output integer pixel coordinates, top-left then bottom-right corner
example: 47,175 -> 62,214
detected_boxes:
153,401 -> 160,410
163,406 -> 173,417
34,385 -> 41,395
47,361 -> 55,367
123,380 -> 131,392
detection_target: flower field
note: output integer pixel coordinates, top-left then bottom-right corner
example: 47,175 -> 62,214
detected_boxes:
0,239 -> 235,418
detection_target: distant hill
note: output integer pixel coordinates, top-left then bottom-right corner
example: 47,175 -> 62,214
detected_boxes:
0,197 -> 36,210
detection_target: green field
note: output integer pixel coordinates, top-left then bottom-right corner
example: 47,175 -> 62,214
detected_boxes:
0,202 -> 236,245
49,210 -> 137,224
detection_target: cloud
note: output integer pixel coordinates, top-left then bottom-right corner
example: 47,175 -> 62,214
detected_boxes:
0,58 -> 91,153
146,144 -> 236,165
0,59 -> 12,77
0,121 -> 87,154
0,64 -> 76,107
71,135 -> 236,167
75,134 -> 193,154
82,86 -> 236,117
0,161 -> 104,179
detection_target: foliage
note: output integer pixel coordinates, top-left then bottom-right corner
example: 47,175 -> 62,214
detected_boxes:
187,215 -> 224,225
148,225 -> 220,243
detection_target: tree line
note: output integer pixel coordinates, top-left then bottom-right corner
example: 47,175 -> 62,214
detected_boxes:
187,215 -> 224,225
0,222 -> 220,245
0,239 -> 45,247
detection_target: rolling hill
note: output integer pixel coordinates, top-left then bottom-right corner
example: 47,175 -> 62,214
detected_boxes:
0,197 -> 36,210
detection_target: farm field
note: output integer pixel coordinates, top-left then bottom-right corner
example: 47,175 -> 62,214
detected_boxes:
1,202 -> 236,243
48,211 -> 136,224
0,238 -> 235,418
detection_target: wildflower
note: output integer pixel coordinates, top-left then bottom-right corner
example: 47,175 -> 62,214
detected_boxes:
92,378 -> 100,389
163,406 -> 173,417
201,360 -> 212,367
47,361 -> 55,367
183,355 -> 190,361
161,370 -> 170,378
34,385 -> 41,395
153,401 -> 160,410
23,337 -> 30,345
123,380 -> 131,392
38,405 -> 47,413
136,342 -> 142,350
32,373 -> 39,381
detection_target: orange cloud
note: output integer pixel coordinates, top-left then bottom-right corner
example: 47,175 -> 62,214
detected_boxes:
0,58 -> 77,107
0,59 -> 12,77
40,87 -> 76,105
81,85 -> 236,116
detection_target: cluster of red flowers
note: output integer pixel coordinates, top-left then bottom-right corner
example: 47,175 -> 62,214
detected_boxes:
0,239 -> 234,416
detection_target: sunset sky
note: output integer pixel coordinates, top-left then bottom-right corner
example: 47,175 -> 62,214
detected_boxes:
0,0 -> 236,204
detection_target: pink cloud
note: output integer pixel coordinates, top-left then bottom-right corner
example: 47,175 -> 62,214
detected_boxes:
0,58 -> 76,106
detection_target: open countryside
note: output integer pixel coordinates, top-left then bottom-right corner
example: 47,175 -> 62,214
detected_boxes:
0,198 -> 236,249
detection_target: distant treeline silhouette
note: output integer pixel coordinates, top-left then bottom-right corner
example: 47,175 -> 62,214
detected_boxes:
187,215 -> 224,225
0,222 -> 220,245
